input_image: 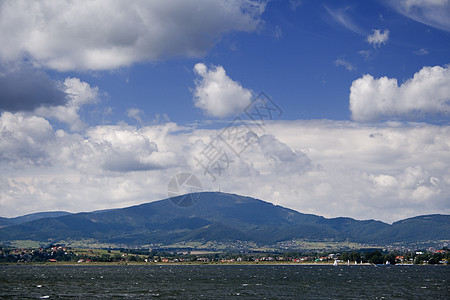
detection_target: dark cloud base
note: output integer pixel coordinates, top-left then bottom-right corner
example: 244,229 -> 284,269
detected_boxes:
0,64 -> 66,111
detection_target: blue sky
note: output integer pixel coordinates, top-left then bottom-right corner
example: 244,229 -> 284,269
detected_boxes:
49,0 -> 450,125
0,0 -> 449,222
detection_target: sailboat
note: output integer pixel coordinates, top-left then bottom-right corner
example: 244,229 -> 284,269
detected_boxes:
347,260 -> 350,266
333,259 -> 338,266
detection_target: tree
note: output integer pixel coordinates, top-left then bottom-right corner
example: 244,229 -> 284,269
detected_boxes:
366,250 -> 383,264
385,253 -> 396,265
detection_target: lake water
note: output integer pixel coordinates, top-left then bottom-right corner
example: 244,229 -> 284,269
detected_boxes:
1,265 -> 449,299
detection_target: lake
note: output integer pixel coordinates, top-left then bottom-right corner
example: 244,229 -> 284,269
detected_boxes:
1,265 -> 449,299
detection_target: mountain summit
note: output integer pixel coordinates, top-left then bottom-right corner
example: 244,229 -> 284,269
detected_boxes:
0,192 -> 448,246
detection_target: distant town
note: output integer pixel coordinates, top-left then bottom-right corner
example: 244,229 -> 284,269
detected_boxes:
1,244 -> 449,265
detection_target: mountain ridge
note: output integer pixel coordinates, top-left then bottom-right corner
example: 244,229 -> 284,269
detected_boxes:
0,211 -> 72,228
0,192 -> 448,247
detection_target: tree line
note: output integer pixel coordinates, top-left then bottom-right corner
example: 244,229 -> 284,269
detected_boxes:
1,245 -> 448,264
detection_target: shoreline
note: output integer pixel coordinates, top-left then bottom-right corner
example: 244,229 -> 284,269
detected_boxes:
0,262 -> 430,267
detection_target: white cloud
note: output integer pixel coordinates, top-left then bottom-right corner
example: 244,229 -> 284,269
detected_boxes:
390,0 -> 450,32
366,29 -> 389,47
34,78 -> 99,131
349,65 -> 450,122
252,134 -> 312,174
1,113 -> 449,223
0,0 -> 265,71
193,63 -> 253,118
0,112 -> 54,166
127,108 -> 144,126
264,120 -> 450,222
64,78 -> 99,107
85,125 -> 175,172
334,59 -> 356,71
372,174 -> 398,187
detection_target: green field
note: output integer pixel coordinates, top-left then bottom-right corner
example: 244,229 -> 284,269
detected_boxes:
286,240 -> 378,251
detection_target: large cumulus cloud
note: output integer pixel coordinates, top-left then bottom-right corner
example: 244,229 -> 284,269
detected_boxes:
349,65 -> 450,122
0,0 -> 265,71
0,64 -> 66,111
0,61 -> 99,131
0,112 -> 55,165
35,78 -> 99,131
85,125 -> 182,172
0,114 -> 449,223
193,63 -> 253,118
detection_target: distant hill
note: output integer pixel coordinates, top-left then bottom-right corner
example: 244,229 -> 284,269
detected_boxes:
0,192 -> 448,246
371,214 -> 450,244
0,211 -> 72,228
0,217 -> 13,229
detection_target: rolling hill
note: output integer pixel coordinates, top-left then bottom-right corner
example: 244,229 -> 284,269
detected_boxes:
0,211 -> 72,228
0,192 -> 448,247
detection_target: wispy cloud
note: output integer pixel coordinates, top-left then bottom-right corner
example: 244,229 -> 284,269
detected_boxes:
289,0 -> 302,11
272,25 -> 283,40
324,5 -> 365,35
413,48 -> 429,55
358,50 -> 374,60
334,58 -> 356,72
390,0 -> 450,32
127,108 -> 145,126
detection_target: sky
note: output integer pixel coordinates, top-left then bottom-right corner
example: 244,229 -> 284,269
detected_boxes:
0,0 -> 449,223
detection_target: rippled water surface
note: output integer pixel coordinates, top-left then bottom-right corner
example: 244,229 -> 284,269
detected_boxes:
1,265 -> 449,299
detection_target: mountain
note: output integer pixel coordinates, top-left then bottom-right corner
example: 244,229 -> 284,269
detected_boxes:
10,211 -> 72,225
0,211 -> 72,228
0,192 -> 448,246
371,214 -> 450,244
0,217 -> 13,229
